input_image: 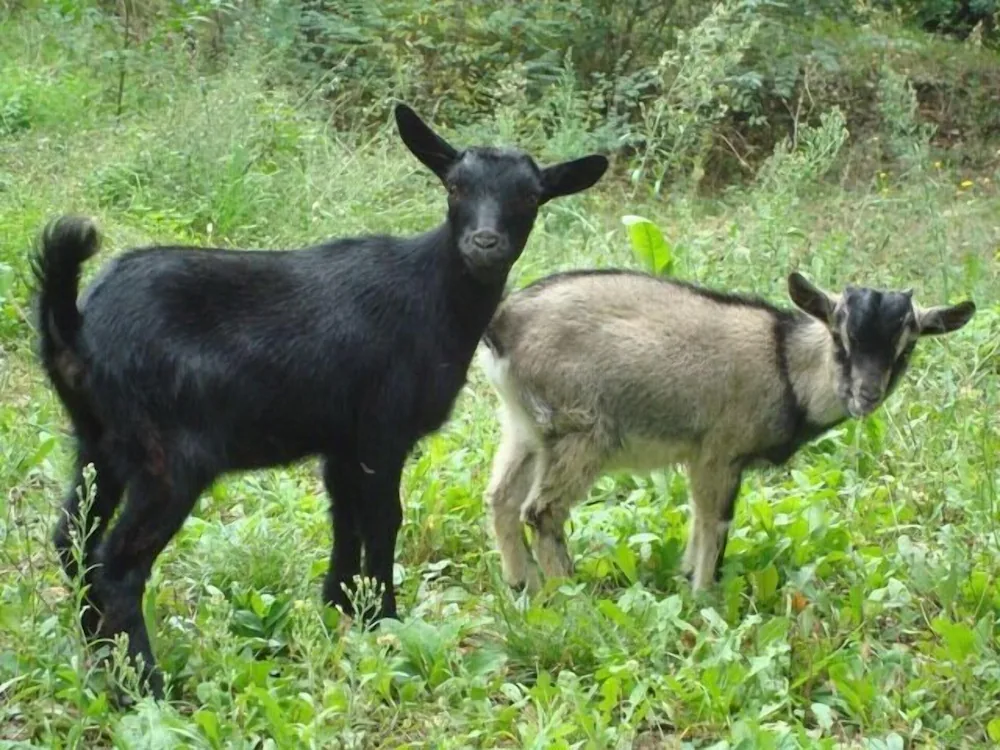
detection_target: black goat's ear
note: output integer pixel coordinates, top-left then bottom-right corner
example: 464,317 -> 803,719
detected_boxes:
788,272 -> 836,323
539,155 -> 609,204
395,103 -> 459,183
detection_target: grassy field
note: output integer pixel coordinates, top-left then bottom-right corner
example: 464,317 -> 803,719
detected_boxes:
2,7 -> 1000,749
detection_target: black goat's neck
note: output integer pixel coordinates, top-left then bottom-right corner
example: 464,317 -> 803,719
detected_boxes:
419,222 -> 511,337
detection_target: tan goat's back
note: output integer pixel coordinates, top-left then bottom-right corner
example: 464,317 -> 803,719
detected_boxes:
484,271 -> 791,455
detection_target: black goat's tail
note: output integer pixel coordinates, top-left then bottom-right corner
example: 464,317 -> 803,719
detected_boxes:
31,215 -> 101,395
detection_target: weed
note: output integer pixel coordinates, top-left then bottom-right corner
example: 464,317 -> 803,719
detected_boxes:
0,2 -> 998,747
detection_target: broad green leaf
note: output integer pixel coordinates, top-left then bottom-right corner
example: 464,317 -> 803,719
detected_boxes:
83,689 -> 109,719
811,702 -> 834,731
0,263 -> 13,303
463,645 -> 507,678
263,597 -> 292,632
621,214 -> 673,275
231,610 -> 265,638
613,542 -> 638,584
757,616 -> 789,646
249,685 -> 290,745
751,564 -> 779,604
987,717 -> 1000,742
142,587 -> 158,655
16,437 -> 56,476
598,675 -> 621,714
932,617 -> 977,662
194,709 -> 223,748
828,663 -> 865,715
597,599 -> 630,629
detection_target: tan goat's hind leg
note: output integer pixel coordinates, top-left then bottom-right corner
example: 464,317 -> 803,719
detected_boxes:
520,433 -> 601,582
530,504 -> 574,580
687,462 -> 742,592
681,506 -> 701,577
486,429 -> 540,591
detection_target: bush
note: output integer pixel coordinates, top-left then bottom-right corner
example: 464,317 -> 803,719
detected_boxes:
5,0 -> 998,192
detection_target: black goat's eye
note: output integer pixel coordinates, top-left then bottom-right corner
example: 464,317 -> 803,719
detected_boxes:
447,183 -> 460,198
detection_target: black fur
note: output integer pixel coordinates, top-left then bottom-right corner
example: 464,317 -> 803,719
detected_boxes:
843,288 -> 912,352
30,217 -> 101,387
749,312 -> 849,467
32,103 -> 608,700
885,341 -> 917,396
840,288 -> 919,406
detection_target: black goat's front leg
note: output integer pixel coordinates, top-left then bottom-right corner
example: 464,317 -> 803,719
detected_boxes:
322,456 -> 362,618
358,464 -> 404,623
323,451 -> 405,624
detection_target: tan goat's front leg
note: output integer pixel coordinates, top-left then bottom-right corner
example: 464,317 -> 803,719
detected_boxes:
681,515 -> 702,577
685,461 -> 743,591
485,427 -> 541,591
520,433 -> 601,582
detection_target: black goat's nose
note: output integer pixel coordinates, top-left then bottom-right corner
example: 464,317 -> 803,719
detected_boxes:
472,231 -> 500,250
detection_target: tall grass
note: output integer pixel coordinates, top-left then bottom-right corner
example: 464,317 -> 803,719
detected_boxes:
1,4 -> 998,748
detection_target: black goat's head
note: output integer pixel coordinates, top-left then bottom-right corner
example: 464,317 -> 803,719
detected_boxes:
395,103 -> 609,282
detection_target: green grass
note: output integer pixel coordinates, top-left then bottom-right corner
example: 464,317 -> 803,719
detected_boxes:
2,9 -> 1000,750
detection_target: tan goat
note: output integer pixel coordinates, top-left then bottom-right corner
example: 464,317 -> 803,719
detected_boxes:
479,269 -> 975,592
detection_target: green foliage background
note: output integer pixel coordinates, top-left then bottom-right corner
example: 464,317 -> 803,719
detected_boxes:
0,0 -> 998,747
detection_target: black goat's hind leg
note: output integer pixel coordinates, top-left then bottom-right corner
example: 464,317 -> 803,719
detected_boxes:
90,463 -> 208,700
53,444 -> 125,639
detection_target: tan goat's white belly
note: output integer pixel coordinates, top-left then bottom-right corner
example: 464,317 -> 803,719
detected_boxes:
604,435 -> 697,474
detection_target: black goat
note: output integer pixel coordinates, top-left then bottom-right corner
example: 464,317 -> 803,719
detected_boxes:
32,103 -> 609,698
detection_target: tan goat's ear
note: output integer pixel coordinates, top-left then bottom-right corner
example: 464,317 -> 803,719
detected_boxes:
916,300 -> 976,336
787,272 -> 836,322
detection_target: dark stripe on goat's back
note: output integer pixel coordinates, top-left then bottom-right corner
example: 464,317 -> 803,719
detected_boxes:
516,267 -> 790,316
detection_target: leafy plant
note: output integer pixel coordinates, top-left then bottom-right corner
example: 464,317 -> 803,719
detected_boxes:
621,214 -> 674,275
0,2 -> 998,746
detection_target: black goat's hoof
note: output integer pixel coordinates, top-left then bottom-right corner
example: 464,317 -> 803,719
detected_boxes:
108,670 -> 164,710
